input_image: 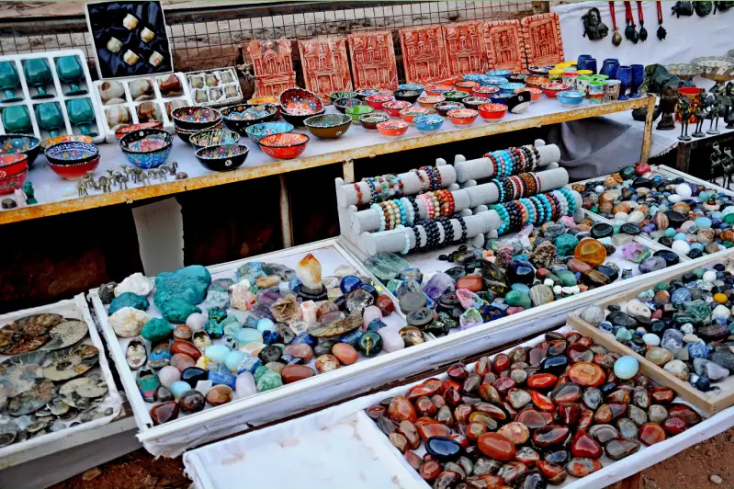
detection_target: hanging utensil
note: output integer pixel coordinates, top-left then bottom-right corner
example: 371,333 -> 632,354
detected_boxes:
657,1 -> 667,39
624,1 -> 639,43
610,1 -> 623,45
637,1 -> 648,41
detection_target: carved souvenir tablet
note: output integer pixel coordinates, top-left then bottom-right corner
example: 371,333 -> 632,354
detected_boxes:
347,31 -> 399,91
399,25 -> 449,86
298,37 -> 353,104
483,20 -> 527,73
521,12 -> 565,68
443,21 -> 488,79
246,37 -> 298,98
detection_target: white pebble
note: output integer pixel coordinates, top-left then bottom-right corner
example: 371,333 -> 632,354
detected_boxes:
643,333 -> 660,346
671,240 -> 691,255
668,194 -> 682,203
614,212 -> 629,221
712,304 -> 732,320
595,185 -> 604,193
710,475 -> 723,485
703,271 -> 718,283
676,183 -> 693,198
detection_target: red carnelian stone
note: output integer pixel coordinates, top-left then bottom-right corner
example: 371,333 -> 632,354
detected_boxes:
527,373 -> 558,390
668,404 -> 701,425
663,416 -> 687,436
375,294 -> 395,316
530,390 -> 555,412
365,405 -> 385,420
422,378 -> 443,395
493,353 -> 510,373
444,387 -> 462,408
536,460 -> 568,485
497,421 -> 530,444
606,389 -> 631,404
448,433 -> 469,448
578,408 -> 594,431
466,421 -> 487,442
650,387 -> 675,404
467,475 -> 503,489
447,363 -> 469,381
475,402 -> 508,420
415,396 -> 437,417
566,457 -> 602,477
420,459 -> 442,481
442,379 -> 461,395
475,357 -> 491,377
388,396 -> 417,423
639,422 -> 667,445
493,376 -> 516,396
417,422 -> 451,441
550,383 -> 581,403
405,450 -> 422,470
568,362 -> 606,387
431,394 -> 446,409
570,429 -> 603,459
406,384 -> 434,401
454,404 -> 473,424
477,433 -> 516,462
557,402 -> 581,426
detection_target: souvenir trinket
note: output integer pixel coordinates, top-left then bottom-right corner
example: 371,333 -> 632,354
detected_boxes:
657,1 -> 667,39
609,1 -> 623,46
582,7 -> 609,40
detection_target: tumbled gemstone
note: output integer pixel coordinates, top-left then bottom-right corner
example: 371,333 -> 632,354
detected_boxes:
516,408 -> 552,429
565,457 -> 602,477
514,470 -> 546,489
434,471 -> 461,489
178,390 -> 205,413
436,406 -> 454,425
633,386 -> 652,409
425,436 -> 461,461
478,384 -> 501,404
406,384 -> 436,401
639,422 -> 667,445
508,388 -> 532,409
650,387 -> 675,404
463,374 -> 482,395
398,420 -> 420,449
497,421 -> 530,444
416,396 -> 438,417
568,362 -> 606,387
492,377 -> 516,396
405,450 -> 422,470
474,357 -> 491,377
417,421 -> 451,441
589,424 -> 620,444
532,425 -> 570,447
493,354 -> 510,373
668,404 -> 701,425
605,437 -> 641,460
550,383 -> 582,403
448,363 -> 469,381
420,459 -> 442,481
468,412 -> 498,430
662,416 -> 687,435
536,460 -> 567,485
527,373 -> 557,390
570,430 -> 603,459
471,459 -> 503,476
606,389 -> 631,404
281,365 -> 316,383
454,404 -> 473,424
497,461 -> 528,485
556,402 -> 581,425
578,409 -> 594,431
594,403 -> 627,423
515,446 -> 540,465
474,402 -> 508,420
541,355 -> 569,374
478,433 -> 516,462
466,421 -> 487,442
617,417 -> 639,439
530,390 -> 555,411
544,449 -> 570,465
388,396 -> 417,423
389,432 -> 408,452
150,401 -> 179,425
445,387 -> 463,408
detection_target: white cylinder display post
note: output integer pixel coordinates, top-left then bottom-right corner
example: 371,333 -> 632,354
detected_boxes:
454,144 -> 561,184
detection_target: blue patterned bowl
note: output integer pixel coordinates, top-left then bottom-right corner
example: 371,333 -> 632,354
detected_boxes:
557,90 -> 586,108
486,69 -> 512,77
413,114 -> 444,132
0,134 -> 41,168
220,103 -> 278,133
195,144 -> 249,172
45,141 -> 99,166
245,122 -> 294,144
171,106 -> 222,131
189,128 -> 240,150
120,129 -> 173,169
333,97 -> 363,114
398,83 -> 424,91
483,77 -> 509,87
498,83 -> 526,95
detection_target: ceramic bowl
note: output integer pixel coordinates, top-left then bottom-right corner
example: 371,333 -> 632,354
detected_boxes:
259,133 -> 309,159
483,77 -> 508,87
528,65 -> 553,75
508,73 -> 529,84
330,91 -> 359,104
175,121 -> 222,144
664,63 -> 702,80
359,113 -> 390,130
333,97 -> 362,114
557,90 -> 586,108
434,101 -> 465,117
0,134 -> 41,168
498,82 -> 526,95
425,84 -> 453,96
189,128 -> 241,150
678,87 -> 702,101
115,121 -> 164,140
382,100 -> 412,117
171,106 -> 223,131
417,95 -> 445,109
443,91 -> 469,103
541,82 -> 571,98
0,154 -> 28,179
461,96 -> 488,110
377,120 -> 409,137
478,103 -> 508,121
486,69 -> 512,78
120,128 -> 173,169
464,74 -> 490,85
399,107 -> 430,124
355,88 -> 384,100
447,108 -> 479,126
47,157 -> 100,180
454,80 -> 480,93
398,83 -> 424,92
44,141 -> 99,166
220,103 -> 278,133
41,135 -> 93,151
472,86 -> 500,99
195,144 -> 249,172
526,78 -> 550,90
346,104 -> 374,124
245,122 -> 294,144
413,114 -> 444,132
0,169 -> 27,195
487,93 -> 508,105
365,94 -> 394,110
248,95 -> 279,105
304,114 -> 352,139
517,87 -> 542,102
393,89 -> 421,104
279,88 -> 325,126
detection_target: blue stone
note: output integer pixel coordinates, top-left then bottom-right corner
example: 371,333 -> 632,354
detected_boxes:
665,228 -> 676,237
340,276 -> 362,295
687,341 -> 711,360
671,288 -> 692,305
340,328 -> 364,347
262,330 -> 280,345
690,243 -> 704,250
292,332 -> 316,346
170,381 -> 191,398
425,296 -> 436,309
662,328 -> 684,350
359,283 -> 378,298
600,321 -> 613,333
367,319 -> 387,332
204,320 -> 224,338
243,316 -> 259,329
236,355 -> 261,374
237,262 -> 265,282
511,283 -> 530,294
695,217 -> 713,229
288,277 -> 301,291
209,364 -> 237,388
109,292 -> 150,315
674,232 -> 687,241
614,356 -> 639,379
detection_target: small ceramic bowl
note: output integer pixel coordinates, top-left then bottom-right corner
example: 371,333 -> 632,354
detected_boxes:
0,134 -> 41,168
365,94 -> 394,110
443,91 -> 468,103
195,144 -> 249,172
454,80 -> 480,93
44,141 -> 99,166
434,101 -> 465,117
447,108 -> 479,126
120,128 -> 173,169
304,113 -> 352,139
0,169 -> 27,195
220,103 -> 278,133
355,88 -> 384,100
472,86 -> 500,99
483,77 -> 508,87
529,65 -> 553,75
486,69 -> 512,78
175,121 -> 222,144
399,108 -> 430,124
517,87 -> 542,102
417,95 -> 445,109
346,104 -> 375,124
171,106 -> 222,131
115,121 -> 164,140
461,96 -> 488,111
377,120 -> 409,137
330,91 -> 360,104
508,73 -> 529,84
393,89 -> 421,104
488,93 -> 508,105
245,122 -> 294,144
259,133 -> 309,159
541,82 -> 571,98
425,84 -> 453,96
413,114 -> 444,132
557,90 -> 586,108
333,97 -> 362,114
478,103 -> 508,121
359,113 -> 390,130
279,88 -> 325,126
0,154 -> 28,179
382,100 -> 412,117
398,83 -> 424,92
526,76 -> 550,88
41,134 -> 93,151
498,82 -> 526,95
248,95 -> 279,105
189,128 -> 241,150
464,74 -> 490,85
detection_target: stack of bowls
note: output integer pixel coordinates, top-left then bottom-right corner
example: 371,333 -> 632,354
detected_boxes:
0,134 -> 41,168
40,135 -> 92,151
171,106 -> 223,143
0,154 -> 29,194
279,88 -> 325,127
45,141 -> 100,180
219,104 -> 278,134
120,128 -> 173,169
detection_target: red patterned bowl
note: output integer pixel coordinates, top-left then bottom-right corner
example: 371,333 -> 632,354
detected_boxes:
447,108 -> 479,126
382,100 -> 412,117
0,154 -> 28,179
541,82 -> 571,98
417,95 -> 445,110
279,88 -> 324,115
115,121 -> 164,140
425,84 -> 453,96
48,155 -> 100,180
478,103 -> 508,121
365,94 -> 394,110
376,120 -> 409,137
472,86 -> 500,99
0,169 -> 27,195
399,108 -> 430,123
526,76 -> 550,88
455,80 -> 480,93
259,133 -> 309,160
517,87 -> 542,102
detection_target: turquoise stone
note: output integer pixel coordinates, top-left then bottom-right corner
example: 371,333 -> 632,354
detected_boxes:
208,307 -> 227,322
158,297 -> 201,324
141,318 -> 174,342
511,283 -> 530,294
204,319 -> 224,338
237,262 -> 266,283
235,328 -> 263,345
222,316 -> 242,336
692,268 -> 704,279
253,365 -> 268,383
557,271 -> 577,287
614,356 -> 639,379
225,350 -> 247,372
170,380 -> 191,398
109,292 -> 149,315
725,213 -> 734,224
615,328 -> 632,341
154,265 -> 211,322
674,232 -> 687,241
505,290 -> 531,309
555,234 -> 579,256
665,228 -> 676,237
695,217 -> 712,228
257,318 -> 276,334
205,344 -> 230,363
256,369 -> 283,392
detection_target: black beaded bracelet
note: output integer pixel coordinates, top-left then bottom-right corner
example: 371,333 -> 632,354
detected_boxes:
421,219 -> 440,248
436,216 -> 454,243
454,214 -> 468,242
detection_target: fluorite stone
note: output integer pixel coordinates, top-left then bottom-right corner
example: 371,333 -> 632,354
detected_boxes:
574,240 -> 607,267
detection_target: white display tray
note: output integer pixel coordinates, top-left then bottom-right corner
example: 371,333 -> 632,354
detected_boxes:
0,294 -> 123,469
183,325 -> 734,489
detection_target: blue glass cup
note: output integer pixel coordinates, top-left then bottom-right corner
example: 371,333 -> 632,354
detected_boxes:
600,58 -> 620,79
579,58 -> 597,74
629,64 -> 644,98
617,66 -> 632,101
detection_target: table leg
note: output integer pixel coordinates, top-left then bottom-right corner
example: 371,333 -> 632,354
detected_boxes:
640,95 -> 656,163
675,143 -> 692,173
279,175 -> 293,248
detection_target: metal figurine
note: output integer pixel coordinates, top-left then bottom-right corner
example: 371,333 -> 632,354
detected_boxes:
671,1 -> 693,17
692,90 -> 710,138
708,93 -> 723,135
722,147 -> 734,189
624,1 -> 639,43
98,176 -> 112,193
677,94 -> 694,141
710,142 -> 725,185
609,1 -> 623,45
695,1 -> 714,16
582,7 -> 609,40
657,85 -> 677,130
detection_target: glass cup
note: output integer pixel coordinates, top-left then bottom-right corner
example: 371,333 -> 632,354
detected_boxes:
66,98 -> 97,136
629,64 -> 644,98
616,66 -> 632,101
577,75 -> 594,97
2,105 -> 32,133
23,58 -> 53,99
35,102 -> 65,137
56,55 -> 87,95
0,61 -> 23,103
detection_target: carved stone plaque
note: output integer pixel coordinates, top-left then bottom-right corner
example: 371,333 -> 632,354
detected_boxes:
443,21 -> 487,78
347,31 -> 399,91
483,20 -> 526,73
399,25 -> 449,86
521,13 -> 565,68
246,37 -> 297,97
298,37 -> 353,104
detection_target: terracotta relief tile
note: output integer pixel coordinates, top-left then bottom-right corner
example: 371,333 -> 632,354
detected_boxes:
347,31 -> 398,91
483,20 -> 526,73
442,21 -> 488,78
298,37 -> 353,104
246,37 -> 297,97
399,25 -> 449,86
520,12 -> 565,68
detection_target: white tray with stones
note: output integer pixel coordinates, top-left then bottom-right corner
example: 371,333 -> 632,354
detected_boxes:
185,67 -> 243,107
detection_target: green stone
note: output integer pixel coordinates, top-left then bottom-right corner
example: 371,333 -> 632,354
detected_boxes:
654,282 -> 669,291
505,290 -> 531,309
675,300 -> 712,325
557,270 -> 577,287
208,307 -> 227,322
363,253 -> 411,282
615,328 -> 632,341
154,265 -> 211,322
141,318 -> 174,342
726,242 -> 734,249
554,234 -> 579,256
222,316 -> 242,336
591,206 -> 599,213
253,365 -> 269,383
724,213 -> 734,224
256,369 -> 283,392
204,319 -> 224,338
158,297 -> 201,323
108,292 -> 149,315
692,268 -> 704,279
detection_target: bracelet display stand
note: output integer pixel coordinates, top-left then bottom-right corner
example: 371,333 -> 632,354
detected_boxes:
454,140 -> 561,184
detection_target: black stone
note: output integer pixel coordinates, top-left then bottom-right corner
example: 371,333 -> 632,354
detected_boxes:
590,223 -> 614,239
376,415 -> 398,436
407,307 -> 435,328
620,223 -> 641,235
607,311 -> 637,328
595,265 -> 619,282
665,211 -> 686,229
696,375 -> 712,392
688,248 -> 704,259
653,250 -> 680,266
156,385 -> 174,402
445,266 -> 466,281
425,436 -> 462,461
698,324 -> 729,341
682,272 -> 697,283
439,254 -> 449,261
631,177 -> 653,189
541,355 -> 569,374
181,367 -> 208,388
659,236 -> 674,248
258,345 -> 283,364
507,260 -> 536,285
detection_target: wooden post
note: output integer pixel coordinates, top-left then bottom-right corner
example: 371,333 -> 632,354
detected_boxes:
640,94 -> 656,163
279,175 -> 293,248
342,159 -> 355,184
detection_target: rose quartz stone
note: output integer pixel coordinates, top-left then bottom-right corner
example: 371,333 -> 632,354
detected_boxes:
300,300 -> 317,325
159,366 -> 181,388
379,326 -> 405,353
235,372 -> 257,399
186,313 -> 207,332
362,305 -> 383,330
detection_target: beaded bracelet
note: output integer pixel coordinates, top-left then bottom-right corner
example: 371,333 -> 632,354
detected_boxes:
400,197 -> 413,226
454,214 -> 468,241
491,204 -> 510,234
372,203 -> 386,231
422,220 -> 440,248
492,178 -> 505,202
411,225 -> 423,250
434,219 -> 446,245
436,216 -> 455,243
412,169 -> 428,193
559,188 -> 577,215
442,190 -> 455,216
537,194 -> 553,221
548,192 -> 562,219
552,191 -> 567,217
530,196 -> 544,223
519,198 -> 535,225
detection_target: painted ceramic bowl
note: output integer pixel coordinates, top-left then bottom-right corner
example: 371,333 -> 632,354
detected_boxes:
557,90 -> 586,108
517,87 -> 542,102
483,77 -> 508,87
41,134 -> 93,151
0,169 -> 27,195
541,82 -> 571,98
359,113 -> 390,130
461,96 -> 488,110
398,83 -> 424,91
220,103 -> 278,133
120,129 -> 173,169
464,74 -> 490,85
382,100 -> 412,117
434,101 -> 465,117
413,114 -> 444,132
447,108 -> 479,126
664,63 -> 702,80
365,94 -> 394,110
478,103 -> 508,121
454,80 -> 480,93
526,76 -> 550,88
171,106 -> 222,131
333,97 -> 362,114
259,133 -> 309,159
528,65 -> 553,75
175,121 -> 222,144
189,128 -> 241,150
115,121 -> 164,140
304,114 -> 352,139
195,144 -> 249,172
346,104 -> 374,124
279,88 -> 325,126
393,89 -> 421,104
399,107 -> 430,124
425,84 -> 453,96
44,141 -> 99,166
488,93 -> 508,105
0,154 -> 28,179
0,134 -> 41,168
47,157 -> 99,180
245,122 -> 294,144
355,88 -> 384,100
248,95 -> 279,105
507,73 -> 529,84
486,69 -> 512,78
498,82 -> 526,95
377,120 -> 409,137
417,95 -> 445,109
329,91 -> 359,104
443,90 -> 468,103
472,86 -> 500,99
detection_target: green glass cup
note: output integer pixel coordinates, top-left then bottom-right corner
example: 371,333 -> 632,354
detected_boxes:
2,105 -> 32,133
66,97 -> 97,136
35,102 -> 64,137
23,58 -> 53,99
56,55 -> 87,95
0,61 -> 22,103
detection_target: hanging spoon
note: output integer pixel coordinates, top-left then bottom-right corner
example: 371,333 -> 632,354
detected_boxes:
610,1 -> 623,45
656,1 -> 667,40
624,1 -> 639,43
637,1 -> 648,41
